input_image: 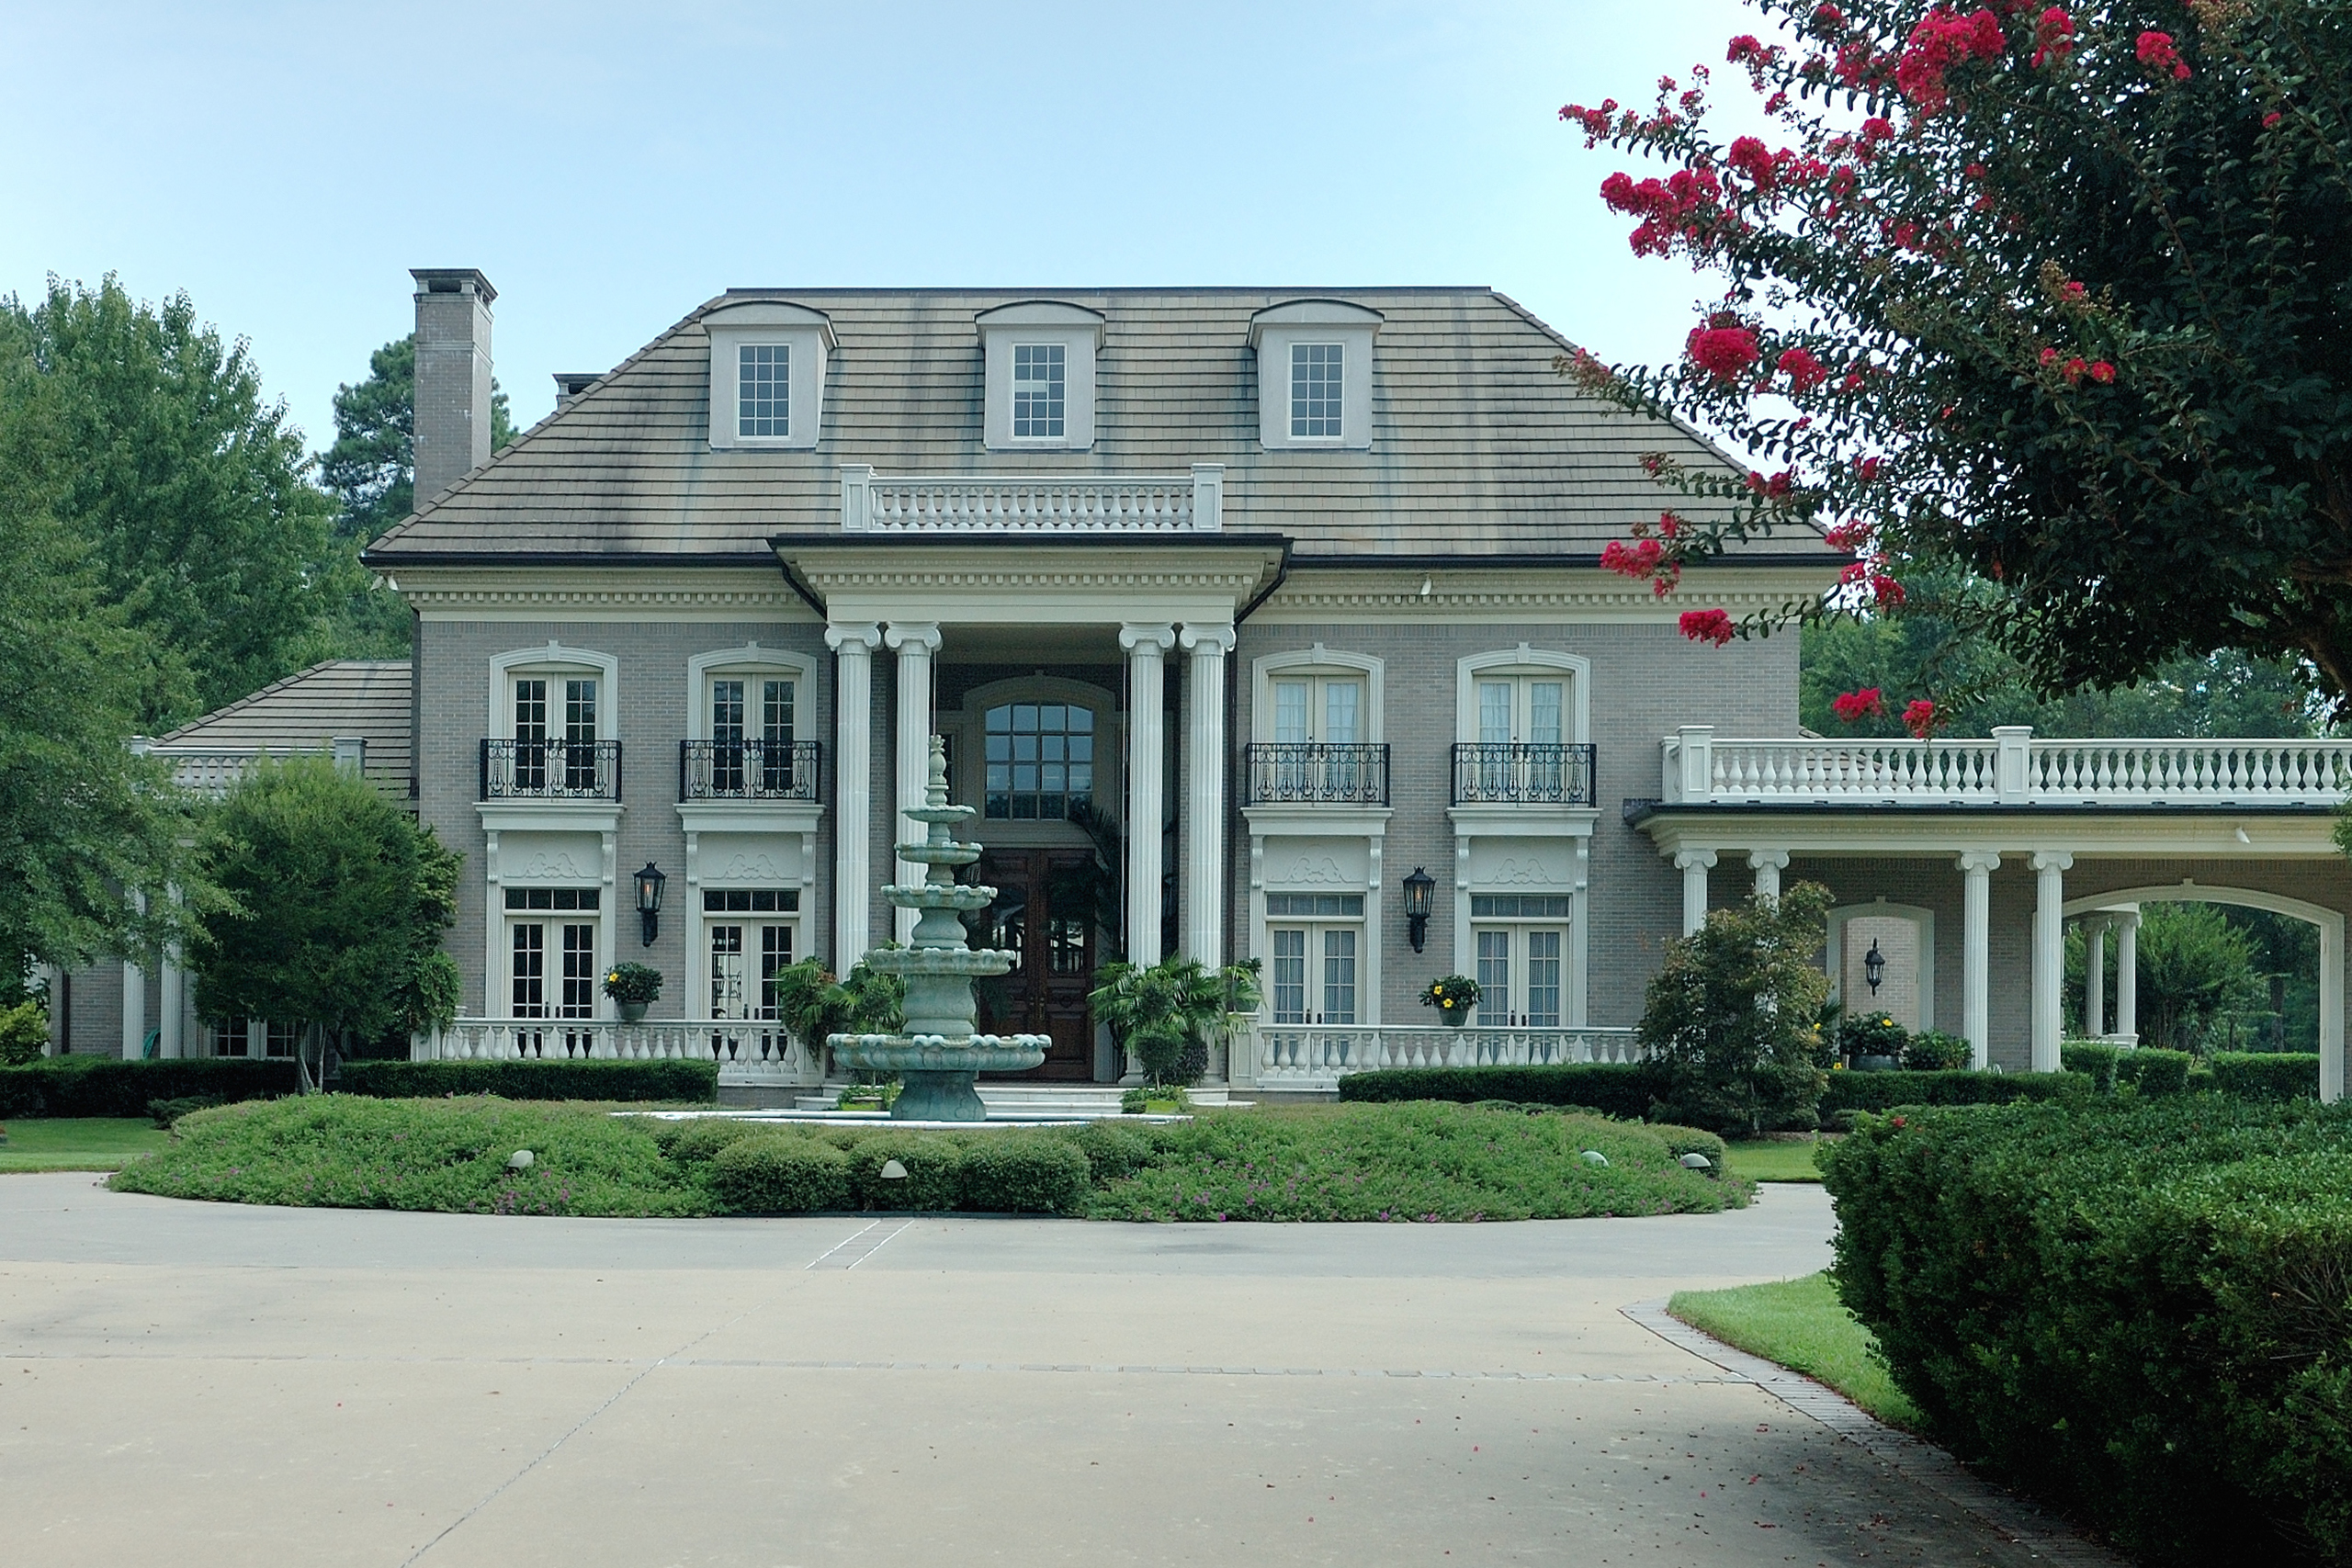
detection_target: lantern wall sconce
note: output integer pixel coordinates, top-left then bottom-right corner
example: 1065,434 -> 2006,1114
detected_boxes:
1863,938 -> 1886,996
635,862 -> 667,947
1401,865 -> 1435,953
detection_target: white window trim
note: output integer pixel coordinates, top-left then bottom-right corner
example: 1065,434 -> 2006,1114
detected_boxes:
706,302 -> 834,452
1250,645 -> 1385,743
1826,900 -> 1939,1032
489,642 -> 618,739
684,645 -> 818,740
1285,341 -> 1348,446
1249,299 -> 1381,451
977,301 -> 1103,452
1455,646 -> 1590,744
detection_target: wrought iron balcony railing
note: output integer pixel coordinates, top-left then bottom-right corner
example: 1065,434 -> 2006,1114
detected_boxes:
480,738 -> 621,800
1244,743 -> 1390,806
678,739 -> 822,802
1452,742 -> 1598,806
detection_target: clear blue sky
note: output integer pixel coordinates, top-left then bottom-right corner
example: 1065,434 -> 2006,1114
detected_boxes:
3,0 -> 1763,455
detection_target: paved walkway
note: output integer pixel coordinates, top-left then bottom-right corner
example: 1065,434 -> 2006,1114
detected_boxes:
0,1176 -> 2093,1566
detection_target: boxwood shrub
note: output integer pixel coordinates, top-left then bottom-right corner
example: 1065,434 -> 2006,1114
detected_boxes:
712,1136 -> 851,1213
1335,1064 -> 1663,1119
338,1059 -> 718,1103
1820,1097 -> 2352,1566
2059,1041 -> 2125,1090
0,1057 -> 300,1117
959,1134 -> 1091,1213
2209,1051 -> 2324,1100
1817,1068 -> 2089,1114
845,1133 -> 967,1211
2114,1047 -> 2195,1096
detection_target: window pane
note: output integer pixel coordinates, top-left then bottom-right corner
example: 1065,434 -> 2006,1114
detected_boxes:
559,925 -> 597,1019
1530,682 -> 1565,744
1526,931 -> 1563,1028
1271,930 -> 1306,1023
1476,930 -> 1511,1024
511,923 -> 545,1017
1012,343 -> 1067,439
1323,681 -> 1362,744
1290,342 -> 1343,438
1273,681 -> 1309,744
1479,681 -> 1512,745
982,701 -> 1092,819
514,679 -> 547,741
565,680 -> 596,741
763,680 -> 794,747
738,343 -> 789,438
709,925 -> 745,1019
1322,930 -> 1357,1025
711,679 -> 745,742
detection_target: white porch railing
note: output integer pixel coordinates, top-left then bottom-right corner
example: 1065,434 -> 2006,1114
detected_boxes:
133,739 -> 366,798
1250,1025 -> 1645,1087
1662,725 -> 2352,807
841,464 -> 1223,534
416,1019 -> 823,1088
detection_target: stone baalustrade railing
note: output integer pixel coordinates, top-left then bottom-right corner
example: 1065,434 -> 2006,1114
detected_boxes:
1661,725 -> 2352,807
416,1019 -> 822,1087
841,465 -> 1224,534
1248,1024 -> 1645,1088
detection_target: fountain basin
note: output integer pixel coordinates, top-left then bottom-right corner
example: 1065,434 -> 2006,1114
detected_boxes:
829,1032 -> 1053,1121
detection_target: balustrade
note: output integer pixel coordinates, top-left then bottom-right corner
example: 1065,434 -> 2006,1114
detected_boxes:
1252,1024 -> 1644,1084
480,738 -> 622,800
418,1018 -> 821,1084
1245,743 -> 1390,806
1452,742 -> 1596,806
842,468 -> 1222,534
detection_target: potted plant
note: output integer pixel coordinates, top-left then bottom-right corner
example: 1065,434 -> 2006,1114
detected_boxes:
1420,975 -> 1481,1026
603,962 -> 662,1023
1837,1010 -> 1908,1071
1090,956 -> 1262,1089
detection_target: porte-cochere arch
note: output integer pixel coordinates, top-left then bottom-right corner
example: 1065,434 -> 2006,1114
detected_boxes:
2062,883 -> 2343,1103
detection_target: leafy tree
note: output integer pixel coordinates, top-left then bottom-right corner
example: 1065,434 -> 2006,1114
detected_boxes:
1090,956 -> 1264,1088
1638,883 -> 1835,1134
1564,3 -> 2352,704
2066,901 -> 2267,1052
0,317 -> 203,974
193,757 -> 459,1091
320,333 -> 515,543
2,276 -> 351,728
1801,569 -> 2335,737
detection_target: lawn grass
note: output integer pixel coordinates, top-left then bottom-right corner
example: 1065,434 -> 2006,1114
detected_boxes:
108,1096 -> 1755,1221
1668,1271 -> 1923,1429
0,1117 -> 171,1172
1722,1138 -> 1829,1182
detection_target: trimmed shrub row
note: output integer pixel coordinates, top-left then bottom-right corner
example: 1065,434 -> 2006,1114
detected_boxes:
1818,1068 -> 2089,1113
2209,1050 -> 2324,1100
338,1059 -> 718,1103
1336,1063 -> 1661,1118
699,1124 -> 1091,1214
0,1057 -> 300,1117
1820,1098 -> 2352,1567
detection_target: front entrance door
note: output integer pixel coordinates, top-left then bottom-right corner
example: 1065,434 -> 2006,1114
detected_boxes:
973,849 -> 1100,1079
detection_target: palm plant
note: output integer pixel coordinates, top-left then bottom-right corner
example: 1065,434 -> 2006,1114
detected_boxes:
1089,956 -> 1262,1088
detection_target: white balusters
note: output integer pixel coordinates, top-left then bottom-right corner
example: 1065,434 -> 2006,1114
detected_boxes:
1678,735 -> 2352,806
859,475 -> 1203,534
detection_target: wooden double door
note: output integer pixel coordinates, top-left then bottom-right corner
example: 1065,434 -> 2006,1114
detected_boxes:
972,848 -> 1100,1080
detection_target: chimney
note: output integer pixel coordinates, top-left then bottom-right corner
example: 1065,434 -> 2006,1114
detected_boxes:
410,267 -> 496,507
551,371 -> 599,410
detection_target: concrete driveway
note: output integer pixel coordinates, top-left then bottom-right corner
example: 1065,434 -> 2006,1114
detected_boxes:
0,1175 -> 2078,1566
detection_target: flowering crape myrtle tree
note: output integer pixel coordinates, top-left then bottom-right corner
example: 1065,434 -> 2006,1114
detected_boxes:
1563,1 -> 2352,728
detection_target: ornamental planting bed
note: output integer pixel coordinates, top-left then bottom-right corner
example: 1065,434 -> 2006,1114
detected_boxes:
107,1097 -> 1749,1222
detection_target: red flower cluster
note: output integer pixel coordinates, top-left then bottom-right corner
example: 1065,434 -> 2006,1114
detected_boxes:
1600,166 -> 1725,256
1854,456 -> 1884,483
2030,6 -> 2075,66
1559,99 -> 1622,143
1896,6 -> 2006,113
1727,135 -> 1781,190
1903,699 -> 1939,739
1838,562 -> 1907,605
2137,30 -> 2189,79
2263,110 -> 2284,129
1777,347 -> 1829,392
1679,608 -> 1736,646
2039,348 -> 2115,385
1824,519 -> 1873,551
1808,4 -> 1847,38
1600,538 -> 1665,578
1686,323 -> 1761,382
1831,687 -> 1885,722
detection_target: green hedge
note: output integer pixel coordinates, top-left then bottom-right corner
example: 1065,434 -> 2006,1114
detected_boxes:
960,1134 -> 1091,1213
1818,1068 -> 2090,1113
1820,1098 -> 2352,1566
1335,1064 -> 1662,1119
2210,1051 -> 2324,1100
2116,1047 -> 2196,1095
2060,1041 -> 2125,1090
337,1059 -> 718,1103
713,1137 -> 851,1213
0,1057 -> 300,1117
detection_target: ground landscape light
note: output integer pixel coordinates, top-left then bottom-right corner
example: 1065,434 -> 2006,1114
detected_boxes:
635,862 -> 666,946
1402,865 -> 1435,953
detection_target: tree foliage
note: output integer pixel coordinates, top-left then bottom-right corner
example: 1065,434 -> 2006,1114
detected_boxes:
2,276 -> 354,728
1566,2 -> 2352,703
193,758 -> 459,1089
1638,883 -> 1835,1134
320,333 -> 514,543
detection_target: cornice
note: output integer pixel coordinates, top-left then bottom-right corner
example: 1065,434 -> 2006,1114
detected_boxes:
1255,567 -> 1832,622
393,566 -> 815,621
795,566 -> 1273,593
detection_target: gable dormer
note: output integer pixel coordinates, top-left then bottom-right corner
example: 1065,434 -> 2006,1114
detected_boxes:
976,300 -> 1105,452
1249,299 -> 1382,451
706,300 -> 835,451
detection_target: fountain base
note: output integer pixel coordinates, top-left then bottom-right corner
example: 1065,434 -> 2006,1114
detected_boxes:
828,1032 -> 1053,1122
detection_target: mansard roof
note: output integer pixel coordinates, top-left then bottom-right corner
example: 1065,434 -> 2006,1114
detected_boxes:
365,287 -> 1834,567
151,660 -> 412,793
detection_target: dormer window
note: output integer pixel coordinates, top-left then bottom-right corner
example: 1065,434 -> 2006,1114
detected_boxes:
1012,344 -> 1067,439
1250,299 -> 1382,451
705,300 -> 833,451
977,301 -> 1103,450
1291,343 -> 1344,439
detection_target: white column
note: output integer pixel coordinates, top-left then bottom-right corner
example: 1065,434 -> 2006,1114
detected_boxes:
2084,919 -> 2108,1038
2320,917 -> 2344,1104
158,949 -> 185,1059
2030,851 -> 2073,1072
1958,850 -> 1999,1070
1747,849 -> 1789,904
1178,623 -> 1234,967
121,957 -> 146,1060
825,621 -> 882,967
1674,849 -> 1715,936
2114,908 -> 2139,1041
885,621 -> 941,944
1121,624 -> 1175,965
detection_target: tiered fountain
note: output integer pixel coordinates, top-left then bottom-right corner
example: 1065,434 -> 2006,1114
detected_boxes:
828,737 -> 1047,1120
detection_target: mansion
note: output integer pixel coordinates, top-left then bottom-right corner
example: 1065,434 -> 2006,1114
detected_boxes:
51,272 -> 2349,1103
